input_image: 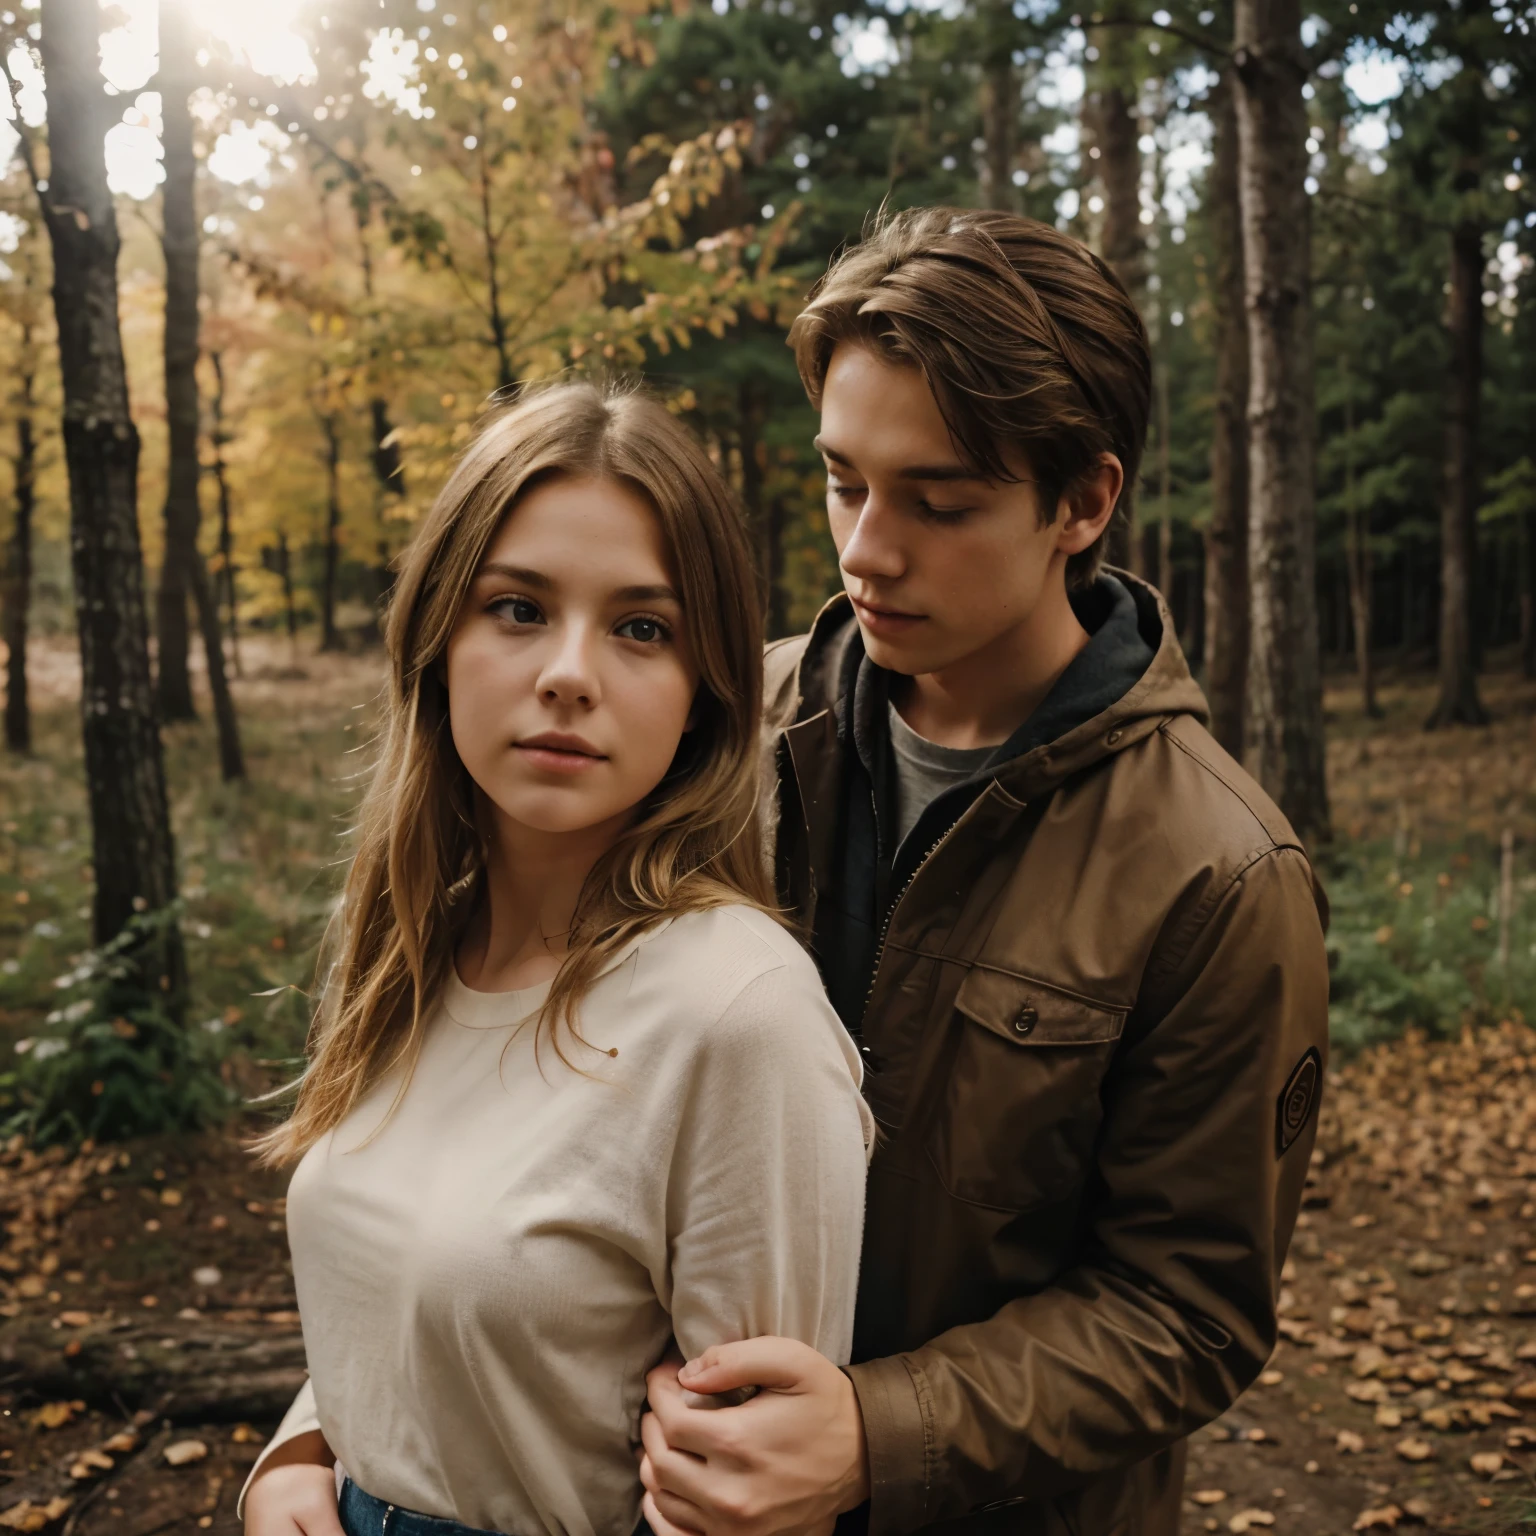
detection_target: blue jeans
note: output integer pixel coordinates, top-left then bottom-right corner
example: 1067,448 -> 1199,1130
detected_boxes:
338,1479 -> 505,1536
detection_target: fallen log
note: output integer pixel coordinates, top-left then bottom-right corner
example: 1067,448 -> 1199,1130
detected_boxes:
0,1314 -> 306,1423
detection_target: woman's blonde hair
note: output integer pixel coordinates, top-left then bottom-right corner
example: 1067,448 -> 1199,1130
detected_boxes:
256,381 -> 770,1165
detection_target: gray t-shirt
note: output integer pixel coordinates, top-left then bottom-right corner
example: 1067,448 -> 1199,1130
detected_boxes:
888,701 -> 997,850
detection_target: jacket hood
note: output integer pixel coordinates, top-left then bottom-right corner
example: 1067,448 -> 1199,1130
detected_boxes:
787,568 -> 1211,801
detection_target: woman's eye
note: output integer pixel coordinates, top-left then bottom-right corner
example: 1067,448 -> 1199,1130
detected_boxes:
493,596 -> 543,625
828,482 -> 865,501
616,616 -> 669,644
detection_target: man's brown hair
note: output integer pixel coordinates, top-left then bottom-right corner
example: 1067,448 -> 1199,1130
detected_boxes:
789,206 -> 1152,589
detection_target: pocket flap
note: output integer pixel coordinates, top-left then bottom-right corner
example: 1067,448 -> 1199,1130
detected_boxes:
954,967 -> 1126,1047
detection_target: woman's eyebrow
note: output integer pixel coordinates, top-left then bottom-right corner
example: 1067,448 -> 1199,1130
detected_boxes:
477,562 -> 679,606
478,561 -> 551,588
612,584 -> 681,605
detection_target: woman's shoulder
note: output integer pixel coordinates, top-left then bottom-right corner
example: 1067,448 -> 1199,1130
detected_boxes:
639,903 -> 819,986
629,905 -> 838,1035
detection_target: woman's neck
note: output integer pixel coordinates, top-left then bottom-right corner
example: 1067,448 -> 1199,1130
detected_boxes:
456,804 -> 630,993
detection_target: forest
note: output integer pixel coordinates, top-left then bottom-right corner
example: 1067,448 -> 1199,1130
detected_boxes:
0,0 -> 1533,1531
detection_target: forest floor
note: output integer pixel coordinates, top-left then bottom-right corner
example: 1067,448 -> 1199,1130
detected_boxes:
0,640 -> 1533,1536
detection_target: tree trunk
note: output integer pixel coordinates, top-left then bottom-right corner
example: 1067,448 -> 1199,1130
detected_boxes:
1425,218 -> 1489,726
151,5 -> 197,728
319,415 -> 343,653
1521,499 -> 1535,680
979,0 -> 1017,211
1232,0 -> 1331,843
188,549 -> 245,782
1087,21 -> 1145,300
207,351 -> 243,679
278,531 -> 299,658
1086,9 -> 1144,574
1155,355 -> 1172,601
160,5 -> 244,781
737,378 -> 770,617
0,1312 -> 306,1424
36,0 -> 184,989
1342,381 -> 1379,717
3,345 -> 36,755
1203,75 -> 1249,759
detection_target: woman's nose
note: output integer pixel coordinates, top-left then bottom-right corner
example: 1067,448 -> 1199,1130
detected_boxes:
536,624 -> 601,708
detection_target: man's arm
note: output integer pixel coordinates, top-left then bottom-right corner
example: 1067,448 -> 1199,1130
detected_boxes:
643,846 -> 1328,1536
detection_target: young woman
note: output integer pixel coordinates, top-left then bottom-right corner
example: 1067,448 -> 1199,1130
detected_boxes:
240,382 -> 872,1536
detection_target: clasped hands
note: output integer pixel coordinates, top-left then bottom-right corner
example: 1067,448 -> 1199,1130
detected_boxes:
638,1337 -> 871,1536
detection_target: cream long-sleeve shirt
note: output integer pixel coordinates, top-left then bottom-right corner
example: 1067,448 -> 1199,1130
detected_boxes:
244,906 -> 873,1536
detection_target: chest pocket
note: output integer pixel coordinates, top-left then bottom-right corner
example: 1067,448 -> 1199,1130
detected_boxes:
925,966 -> 1127,1213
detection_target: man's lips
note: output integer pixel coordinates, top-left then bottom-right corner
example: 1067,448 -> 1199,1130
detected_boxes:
851,596 -> 927,631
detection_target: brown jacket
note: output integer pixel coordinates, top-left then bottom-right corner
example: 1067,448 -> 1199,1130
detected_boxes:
763,576 -> 1329,1536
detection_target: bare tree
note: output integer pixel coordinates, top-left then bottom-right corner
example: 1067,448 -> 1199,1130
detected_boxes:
8,0 -> 184,989
2,304 -> 39,755
318,410 -> 344,653
159,0 -> 244,781
1202,74 -> 1249,759
1232,0 -> 1331,842
1425,0 -> 1491,728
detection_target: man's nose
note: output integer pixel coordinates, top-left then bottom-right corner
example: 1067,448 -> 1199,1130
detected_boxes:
838,497 -> 906,584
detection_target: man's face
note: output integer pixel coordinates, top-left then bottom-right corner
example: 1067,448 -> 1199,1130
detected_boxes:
816,343 -> 1077,677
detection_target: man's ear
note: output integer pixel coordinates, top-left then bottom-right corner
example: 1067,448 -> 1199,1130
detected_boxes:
1055,453 -> 1124,555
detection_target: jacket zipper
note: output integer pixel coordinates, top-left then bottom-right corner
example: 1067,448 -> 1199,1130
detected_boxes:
859,807 -> 957,1029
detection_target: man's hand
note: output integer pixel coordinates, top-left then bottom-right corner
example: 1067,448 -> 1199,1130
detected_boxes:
639,1338 -> 870,1536
243,1432 -> 341,1536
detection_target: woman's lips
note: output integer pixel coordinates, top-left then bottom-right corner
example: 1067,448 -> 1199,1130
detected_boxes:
514,741 -> 607,775
851,597 -> 926,635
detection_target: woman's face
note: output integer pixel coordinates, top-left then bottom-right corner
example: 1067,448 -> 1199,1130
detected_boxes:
445,473 -> 700,841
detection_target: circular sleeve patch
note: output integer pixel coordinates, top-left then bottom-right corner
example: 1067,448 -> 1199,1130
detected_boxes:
1276,1047 -> 1322,1157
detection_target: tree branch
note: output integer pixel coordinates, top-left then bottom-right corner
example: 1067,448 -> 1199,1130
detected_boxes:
0,48 -> 44,200
1089,15 -> 1232,60
1313,183 -> 1456,233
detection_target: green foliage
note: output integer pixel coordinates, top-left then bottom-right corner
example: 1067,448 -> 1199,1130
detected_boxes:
1325,842 -> 1534,1055
0,905 -> 231,1146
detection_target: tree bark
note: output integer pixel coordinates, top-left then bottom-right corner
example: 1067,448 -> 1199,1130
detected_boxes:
152,8 -> 197,729
319,415 -> 343,652
1342,378 -> 1379,717
3,333 -> 36,755
979,0 -> 1017,211
1425,217 -> 1489,726
277,531 -> 299,658
1521,498 -> 1535,680
36,0 -> 184,987
0,1312 -> 306,1423
188,549 -> 245,782
208,352 -> 242,680
737,378 -> 769,616
1203,75 -> 1249,759
1086,10 -> 1144,570
1232,0 -> 1331,843
160,5 -> 244,781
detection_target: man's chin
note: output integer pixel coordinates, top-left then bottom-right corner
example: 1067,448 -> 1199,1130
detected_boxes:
858,626 -> 951,677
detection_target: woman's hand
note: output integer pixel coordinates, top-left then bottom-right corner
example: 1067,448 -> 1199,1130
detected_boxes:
244,1432 -> 344,1536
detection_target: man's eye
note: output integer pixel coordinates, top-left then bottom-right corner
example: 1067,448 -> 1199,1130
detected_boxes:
493,596 -> 543,625
918,500 -> 972,525
616,616 -> 670,644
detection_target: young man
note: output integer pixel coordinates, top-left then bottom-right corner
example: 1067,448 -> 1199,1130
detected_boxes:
638,207 -> 1329,1536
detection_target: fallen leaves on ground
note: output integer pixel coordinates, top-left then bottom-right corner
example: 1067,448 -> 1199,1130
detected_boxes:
163,1439 -> 209,1467
0,1498 -> 72,1533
